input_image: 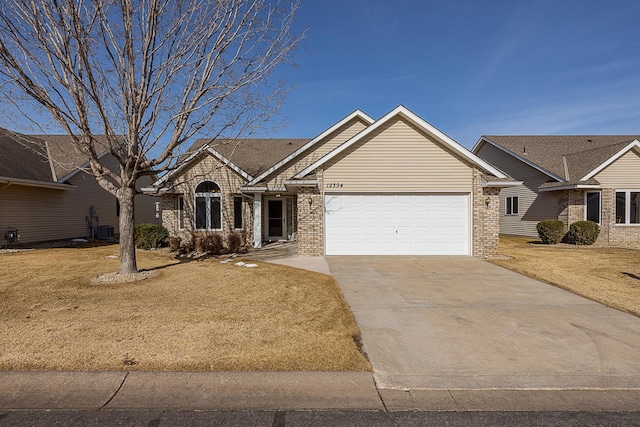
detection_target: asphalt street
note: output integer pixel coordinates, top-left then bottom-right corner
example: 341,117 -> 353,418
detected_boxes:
1,410 -> 640,426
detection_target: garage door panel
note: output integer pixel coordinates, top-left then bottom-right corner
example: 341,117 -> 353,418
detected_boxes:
325,194 -> 469,255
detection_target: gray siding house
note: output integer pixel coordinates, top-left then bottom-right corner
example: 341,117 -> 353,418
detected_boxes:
473,135 -> 640,245
0,129 -> 159,244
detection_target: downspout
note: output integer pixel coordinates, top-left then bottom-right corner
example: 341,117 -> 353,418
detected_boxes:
0,182 -> 11,191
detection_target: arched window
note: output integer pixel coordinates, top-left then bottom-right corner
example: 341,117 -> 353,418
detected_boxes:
194,181 -> 222,230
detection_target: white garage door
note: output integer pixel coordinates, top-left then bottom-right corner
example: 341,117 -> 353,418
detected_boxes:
324,194 -> 470,255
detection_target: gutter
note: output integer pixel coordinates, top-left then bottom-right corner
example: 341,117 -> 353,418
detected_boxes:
481,178 -> 523,188
0,176 -> 76,190
283,179 -> 319,187
539,184 -> 601,192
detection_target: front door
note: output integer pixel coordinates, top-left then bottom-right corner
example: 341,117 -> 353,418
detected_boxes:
267,199 -> 285,241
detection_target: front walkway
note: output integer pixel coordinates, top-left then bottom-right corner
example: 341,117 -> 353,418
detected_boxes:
326,256 -> 640,392
246,241 -> 330,275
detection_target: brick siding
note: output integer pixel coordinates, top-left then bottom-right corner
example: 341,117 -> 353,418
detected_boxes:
472,168 -> 501,257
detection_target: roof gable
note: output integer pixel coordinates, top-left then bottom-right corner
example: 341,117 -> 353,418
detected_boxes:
581,140 -> 640,181
295,105 -> 508,179
152,138 -> 310,188
476,135 -> 640,183
246,110 -> 374,185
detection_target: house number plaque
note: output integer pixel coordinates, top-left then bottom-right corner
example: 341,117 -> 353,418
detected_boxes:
325,183 -> 344,188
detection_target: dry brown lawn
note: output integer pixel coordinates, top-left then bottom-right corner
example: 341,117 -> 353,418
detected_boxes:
0,244 -> 370,372
491,235 -> 640,317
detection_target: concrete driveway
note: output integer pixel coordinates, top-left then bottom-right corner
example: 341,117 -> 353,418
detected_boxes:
326,256 -> 640,391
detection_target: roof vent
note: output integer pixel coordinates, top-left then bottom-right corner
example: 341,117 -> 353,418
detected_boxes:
587,139 -> 593,142
522,146 -> 527,155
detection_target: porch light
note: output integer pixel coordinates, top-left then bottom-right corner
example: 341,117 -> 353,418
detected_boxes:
485,197 -> 491,207
308,197 -> 313,207
275,193 -> 281,198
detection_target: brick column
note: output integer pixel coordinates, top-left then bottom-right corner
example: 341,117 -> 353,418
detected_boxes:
557,189 -> 584,232
472,168 -> 501,257
297,186 -> 324,256
161,194 -> 176,235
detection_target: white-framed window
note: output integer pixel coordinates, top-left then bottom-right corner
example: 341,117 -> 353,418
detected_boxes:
615,190 -> 640,225
585,191 -> 601,224
177,196 -> 185,230
194,181 -> 222,230
505,196 -> 519,215
233,196 -> 243,230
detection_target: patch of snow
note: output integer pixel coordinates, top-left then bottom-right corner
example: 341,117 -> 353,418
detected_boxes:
235,261 -> 245,266
219,259 -> 233,264
244,263 -> 258,268
71,238 -> 88,243
105,255 -> 119,259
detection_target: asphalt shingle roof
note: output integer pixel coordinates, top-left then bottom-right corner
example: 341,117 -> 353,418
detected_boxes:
188,138 -> 311,177
483,135 -> 640,181
32,135 -> 113,180
0,130 -> 52,182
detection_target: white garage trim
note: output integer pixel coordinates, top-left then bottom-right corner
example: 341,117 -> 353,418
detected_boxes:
324,194 -> 470,255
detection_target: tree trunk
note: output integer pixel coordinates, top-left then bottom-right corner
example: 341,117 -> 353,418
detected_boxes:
119,185 -> 138,274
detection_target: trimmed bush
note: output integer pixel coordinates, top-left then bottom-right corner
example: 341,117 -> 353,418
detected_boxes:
134,223 -> 169,249
227,231 -> 243,254
536,219 -> 565,244
568,220 -> 600,245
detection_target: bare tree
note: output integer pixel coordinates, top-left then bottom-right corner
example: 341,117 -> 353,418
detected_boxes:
0,0 -> 303,274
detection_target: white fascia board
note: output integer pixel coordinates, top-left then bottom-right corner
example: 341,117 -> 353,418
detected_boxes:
56,149 -> 111,183
580,139 -> 640,181
247,110 -> 375,186
294,106 -> 508,180
239,186 -> 268,192
470,137 -> 486,153
476,137 -> 565,182
482,180 -> 523,188
283,179 -> 318,187
539,184 -> 601,192
205,147 -> 253,181
0,176 -> 76,190
151,150 -> 201,187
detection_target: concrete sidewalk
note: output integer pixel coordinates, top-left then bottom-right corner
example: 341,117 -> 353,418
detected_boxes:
1,371 -> 639,411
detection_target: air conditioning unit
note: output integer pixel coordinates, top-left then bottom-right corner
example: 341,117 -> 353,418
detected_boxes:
97,225 -> 114,240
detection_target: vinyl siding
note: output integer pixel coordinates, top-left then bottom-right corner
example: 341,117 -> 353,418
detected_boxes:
266,117 -> 369,188
167,153 -> 248,233
593,149 -> 640,188
476,143 -> 559,237
322,116 -> 473,193
0,154 -> 159,244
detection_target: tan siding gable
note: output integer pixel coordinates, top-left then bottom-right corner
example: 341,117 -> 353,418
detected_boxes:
594,149 -> 640,188
322,116 -> 473,192
167,152 -> 248,232
476,143 -> 560,237
266,117 -> 369,188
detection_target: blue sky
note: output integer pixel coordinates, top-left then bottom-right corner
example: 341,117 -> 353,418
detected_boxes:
272,0 -> 640,148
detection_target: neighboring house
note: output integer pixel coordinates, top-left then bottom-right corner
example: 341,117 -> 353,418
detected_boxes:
144,105 -> 519,257
0,129 -> 160,244
473,135 -> 640,244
